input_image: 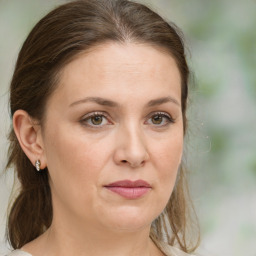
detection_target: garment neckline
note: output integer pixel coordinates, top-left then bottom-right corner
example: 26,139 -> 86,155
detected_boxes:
15,249 -> 33,256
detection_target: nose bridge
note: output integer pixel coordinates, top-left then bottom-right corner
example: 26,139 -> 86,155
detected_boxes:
124,121 -> 145,149
115,118 -> 149,167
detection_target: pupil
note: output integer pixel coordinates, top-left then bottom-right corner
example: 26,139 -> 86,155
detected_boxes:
153,115 -> 162,124
92,116 -> 102,125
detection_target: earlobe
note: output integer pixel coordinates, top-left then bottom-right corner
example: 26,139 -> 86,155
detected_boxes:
12,110 -> 47,169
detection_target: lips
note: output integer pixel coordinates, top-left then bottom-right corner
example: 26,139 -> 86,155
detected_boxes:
104,179 -> 152,199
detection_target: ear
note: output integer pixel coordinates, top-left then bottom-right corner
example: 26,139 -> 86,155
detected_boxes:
13,110 -> 47,169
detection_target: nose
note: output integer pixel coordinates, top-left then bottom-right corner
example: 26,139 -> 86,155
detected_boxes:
113,124 -> 149,168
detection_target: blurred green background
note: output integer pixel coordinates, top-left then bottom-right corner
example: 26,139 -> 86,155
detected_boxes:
0,0 -> 255,255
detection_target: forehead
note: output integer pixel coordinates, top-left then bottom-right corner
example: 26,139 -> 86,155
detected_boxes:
50,42 -> 181,106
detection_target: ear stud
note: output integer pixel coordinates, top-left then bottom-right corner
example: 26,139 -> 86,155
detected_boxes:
35,160 -> 41,171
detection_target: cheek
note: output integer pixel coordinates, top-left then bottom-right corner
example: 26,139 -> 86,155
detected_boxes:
152,131 -> 183,170
43,125 -> 108,202
150,130 -> 183,195
45,124 -> 106,173
43,125 -> 113,220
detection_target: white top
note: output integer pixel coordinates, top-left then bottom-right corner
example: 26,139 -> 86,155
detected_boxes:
6,250 -> 32,256
7,246 -> 195,256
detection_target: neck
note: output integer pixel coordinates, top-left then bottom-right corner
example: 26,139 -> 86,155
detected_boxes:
25,214 -> 162,256
47,224 -> 153,256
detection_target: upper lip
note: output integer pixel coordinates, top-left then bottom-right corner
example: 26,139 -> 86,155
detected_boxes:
105,179 -> 151,188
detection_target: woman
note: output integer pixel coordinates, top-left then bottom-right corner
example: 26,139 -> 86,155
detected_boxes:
6,0 -> 199,255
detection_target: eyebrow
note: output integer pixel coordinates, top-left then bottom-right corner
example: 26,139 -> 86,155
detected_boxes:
69,97 -> 119,108
69,96 -> 180,108
147,96 -> 180,107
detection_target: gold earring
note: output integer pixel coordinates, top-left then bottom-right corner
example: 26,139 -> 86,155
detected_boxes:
35,160 -> 41,171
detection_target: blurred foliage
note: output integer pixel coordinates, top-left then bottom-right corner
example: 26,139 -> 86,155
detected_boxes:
250,158 -> 256,177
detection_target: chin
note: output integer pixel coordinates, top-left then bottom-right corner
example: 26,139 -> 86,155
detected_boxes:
98,206 -> 158,232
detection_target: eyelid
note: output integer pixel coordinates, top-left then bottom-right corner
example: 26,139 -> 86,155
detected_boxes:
80,111 -> 113,127
81,111 -> 109,119
145,111 -> 175,126
146,111 -> 174,121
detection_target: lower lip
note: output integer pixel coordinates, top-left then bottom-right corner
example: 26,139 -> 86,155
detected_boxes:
105,187 -> 151,199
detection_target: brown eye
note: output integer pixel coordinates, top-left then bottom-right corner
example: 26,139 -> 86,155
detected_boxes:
146,112 -> 175,127
91,115 -> 103,125
152,115 -> 163,125
80,112 -> 111,128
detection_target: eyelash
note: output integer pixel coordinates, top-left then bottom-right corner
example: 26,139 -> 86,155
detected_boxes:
80,112 -> 111,128
80,111 -> 175,128
145,112 -> 175,126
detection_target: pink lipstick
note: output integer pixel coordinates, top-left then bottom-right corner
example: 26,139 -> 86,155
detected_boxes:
104,180 -> 151,199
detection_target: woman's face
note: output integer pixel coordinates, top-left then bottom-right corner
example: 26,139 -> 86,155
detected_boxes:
41,42 -> 183,232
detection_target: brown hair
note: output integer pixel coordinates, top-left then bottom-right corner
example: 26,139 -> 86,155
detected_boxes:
6,0 -> 199,253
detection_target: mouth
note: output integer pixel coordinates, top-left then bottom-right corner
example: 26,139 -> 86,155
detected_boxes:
104,179 -> 152,199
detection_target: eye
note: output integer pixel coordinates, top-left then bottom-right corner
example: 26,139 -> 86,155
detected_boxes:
146,112 -> 175,126
90,115 -> 104,125
80,112 -> 111,127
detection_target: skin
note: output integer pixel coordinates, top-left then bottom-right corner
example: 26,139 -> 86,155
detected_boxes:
13,42 -> 183,256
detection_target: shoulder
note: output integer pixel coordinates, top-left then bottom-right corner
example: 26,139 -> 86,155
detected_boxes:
158,242 -> 196,256
5,250 -> 32,256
